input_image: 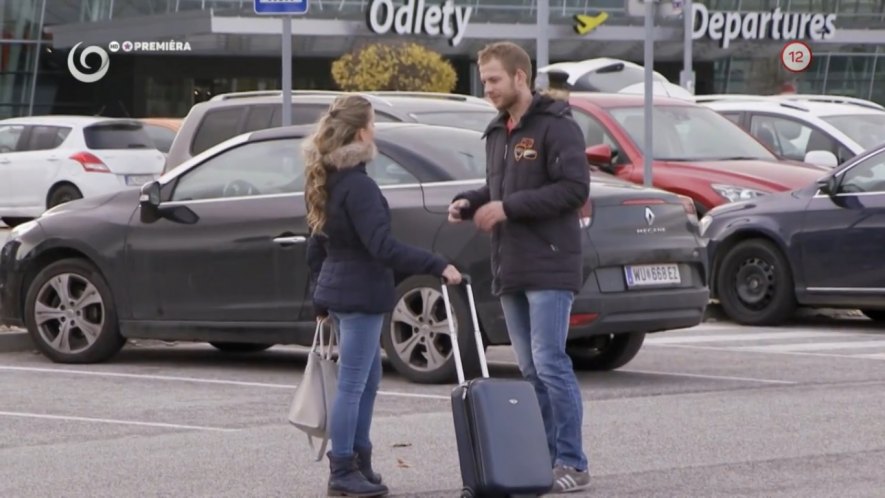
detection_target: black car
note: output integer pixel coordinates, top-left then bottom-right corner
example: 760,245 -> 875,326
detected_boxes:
0,123 -> 709,383
703,142 -> 885,325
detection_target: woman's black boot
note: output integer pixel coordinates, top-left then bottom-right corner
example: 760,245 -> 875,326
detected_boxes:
355,446 -> 383,485
327,452 -> 388,497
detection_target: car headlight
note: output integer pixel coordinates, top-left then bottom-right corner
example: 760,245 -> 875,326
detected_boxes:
698,214 -> 713,237
711,184 -> 768,203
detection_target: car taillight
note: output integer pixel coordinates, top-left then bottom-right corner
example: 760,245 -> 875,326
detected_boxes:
569,313 -> 599,327
579,200 -> 593,228
69,152 -> 110,173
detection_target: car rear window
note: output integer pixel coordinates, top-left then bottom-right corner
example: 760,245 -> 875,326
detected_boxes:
143,124 -> 176,153
410,110 -> 496,133
386,126 -> 486,180
191,108 -> 245,156
84,122 -> 153,150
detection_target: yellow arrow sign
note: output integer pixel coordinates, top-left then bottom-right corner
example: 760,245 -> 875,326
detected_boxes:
573,13 -> 609,35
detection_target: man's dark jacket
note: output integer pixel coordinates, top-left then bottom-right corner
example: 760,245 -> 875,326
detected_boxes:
454,93 -> 590,295
307,141 -> 448,316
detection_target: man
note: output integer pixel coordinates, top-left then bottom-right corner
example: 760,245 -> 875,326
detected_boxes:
447,41 -> 591,494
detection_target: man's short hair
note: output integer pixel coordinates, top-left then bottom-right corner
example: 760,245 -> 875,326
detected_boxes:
477,42 -> 533,82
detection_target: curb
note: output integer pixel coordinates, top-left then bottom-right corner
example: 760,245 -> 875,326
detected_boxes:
0,330 -> 33,353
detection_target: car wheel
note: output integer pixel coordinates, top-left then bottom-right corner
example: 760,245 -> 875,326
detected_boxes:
1,217 -> 32,227
381,275 -> 483,384
209,342 -> 273,353
567,332 -> 645,370
47,184 -> 83,209
861,310 -> 885,322
716,239 -> 796,325
24,258 -> 125,363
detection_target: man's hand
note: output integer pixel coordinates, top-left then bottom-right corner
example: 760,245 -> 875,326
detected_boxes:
474,201 -> 507,232
448,199 -> 470,223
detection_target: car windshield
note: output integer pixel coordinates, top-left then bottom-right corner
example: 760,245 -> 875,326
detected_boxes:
410,110 -> 497,133
822,113 -> 885,150
387,126 -> 486,180
609,105 -> 777,162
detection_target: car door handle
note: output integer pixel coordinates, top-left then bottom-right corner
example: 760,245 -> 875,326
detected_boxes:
0,158 -> 9,164
47,156 -> 59,162
273,235 -> 307,245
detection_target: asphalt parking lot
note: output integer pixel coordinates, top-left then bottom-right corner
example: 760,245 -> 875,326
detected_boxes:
2,225 -> 885,497
2,318 -> 885,497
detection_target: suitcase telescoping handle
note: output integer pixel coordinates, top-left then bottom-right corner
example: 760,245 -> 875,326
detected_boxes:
441,274 -> 490,384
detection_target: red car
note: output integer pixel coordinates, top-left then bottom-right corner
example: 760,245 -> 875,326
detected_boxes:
565,93 -> 827,215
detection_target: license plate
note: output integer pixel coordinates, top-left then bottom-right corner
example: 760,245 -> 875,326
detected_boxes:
624,264 -> 681,288
125,175 -> 155,186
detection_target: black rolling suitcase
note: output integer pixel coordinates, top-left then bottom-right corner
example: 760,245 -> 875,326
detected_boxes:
442,275 -> 554,498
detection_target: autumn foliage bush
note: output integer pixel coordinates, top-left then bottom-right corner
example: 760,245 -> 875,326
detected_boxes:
331,42 -> 457,93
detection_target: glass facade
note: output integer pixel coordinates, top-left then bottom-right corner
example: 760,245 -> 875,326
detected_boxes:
1,0 -> 884,118
714,50 -> 885,101
0,0 -> 49,118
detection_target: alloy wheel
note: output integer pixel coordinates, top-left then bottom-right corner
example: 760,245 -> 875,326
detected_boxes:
33,273 -> 105,354
389,287 -> 455,373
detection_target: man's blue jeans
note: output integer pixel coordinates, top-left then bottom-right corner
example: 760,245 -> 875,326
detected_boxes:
328,311 -> 384,458
500,290 -> 588,471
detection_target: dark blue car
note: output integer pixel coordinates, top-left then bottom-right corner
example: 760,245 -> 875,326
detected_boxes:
702,142 -> 885,325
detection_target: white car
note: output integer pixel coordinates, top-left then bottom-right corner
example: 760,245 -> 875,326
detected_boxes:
695,94 -> 885,167
0,116 -> 165,227
538,58 -> 692,99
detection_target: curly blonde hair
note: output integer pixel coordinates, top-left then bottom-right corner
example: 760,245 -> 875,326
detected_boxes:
303,95 -> 373,235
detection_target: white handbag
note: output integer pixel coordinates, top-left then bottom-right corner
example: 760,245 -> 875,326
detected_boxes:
287,318 -> 339,461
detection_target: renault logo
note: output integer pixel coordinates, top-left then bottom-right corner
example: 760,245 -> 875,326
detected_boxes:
645,207 -> 655,226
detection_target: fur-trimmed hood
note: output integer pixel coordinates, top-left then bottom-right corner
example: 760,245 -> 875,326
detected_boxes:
303,140 -> 377,170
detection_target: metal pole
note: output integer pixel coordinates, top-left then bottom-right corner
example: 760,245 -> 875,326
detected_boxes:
643,0 -> 655,187
680,0 -> 695,94
281,16 -> 292,126
536,0 -> 549,89
28,0 -> 47,116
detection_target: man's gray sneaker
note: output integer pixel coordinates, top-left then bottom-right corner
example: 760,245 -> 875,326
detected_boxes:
550,465 -> 590,494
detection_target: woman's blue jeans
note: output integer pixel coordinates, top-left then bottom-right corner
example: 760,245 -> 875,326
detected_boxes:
328,311 -> 384,458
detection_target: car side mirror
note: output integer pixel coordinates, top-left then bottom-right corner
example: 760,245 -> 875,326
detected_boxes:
139,181 -> 162,209
805,150 -> 839,168
585,144 -> 615,172
816,175 -> 839,196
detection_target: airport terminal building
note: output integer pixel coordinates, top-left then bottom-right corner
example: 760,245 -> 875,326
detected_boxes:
2,0 -> 885,118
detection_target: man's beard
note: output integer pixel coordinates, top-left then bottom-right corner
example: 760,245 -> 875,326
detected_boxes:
495,83 -> 519,112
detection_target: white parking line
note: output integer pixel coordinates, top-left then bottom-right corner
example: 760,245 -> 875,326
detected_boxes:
645,331 -> 850,345
0,410 -> 238,432
0,365 -> 449,400
731,339 -> 885,353
620,369 -> 797,385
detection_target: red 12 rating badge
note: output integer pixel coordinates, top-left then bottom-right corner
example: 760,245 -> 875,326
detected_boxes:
781,41 -> 813,73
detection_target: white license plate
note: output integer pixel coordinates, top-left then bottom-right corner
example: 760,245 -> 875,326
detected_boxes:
624,264 -> 681,288
125,175 -> 155,186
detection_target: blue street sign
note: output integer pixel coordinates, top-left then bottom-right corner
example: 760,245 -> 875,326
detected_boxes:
254,0 -> 308,15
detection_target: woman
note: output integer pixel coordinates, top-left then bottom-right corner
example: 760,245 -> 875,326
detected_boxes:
304,94 -> 462,497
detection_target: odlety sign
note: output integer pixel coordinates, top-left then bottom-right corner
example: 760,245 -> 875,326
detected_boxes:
692,3 -> 836,49
366,0 -> 472,47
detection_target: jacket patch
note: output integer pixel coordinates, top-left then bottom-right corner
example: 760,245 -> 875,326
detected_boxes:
514,137 -> 538,161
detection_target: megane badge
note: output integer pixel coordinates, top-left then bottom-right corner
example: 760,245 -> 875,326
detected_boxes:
645,207 -> 655,226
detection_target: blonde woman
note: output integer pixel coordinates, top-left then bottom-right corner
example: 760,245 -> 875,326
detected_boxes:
304,94 -> 461,497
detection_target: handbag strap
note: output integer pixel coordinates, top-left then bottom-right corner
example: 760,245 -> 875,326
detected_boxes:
307,433 -> 329,462
311,318 -> 326,353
